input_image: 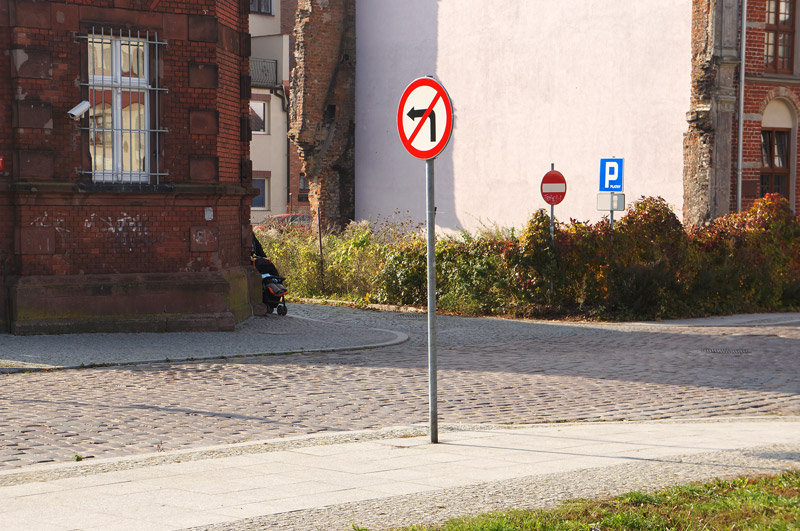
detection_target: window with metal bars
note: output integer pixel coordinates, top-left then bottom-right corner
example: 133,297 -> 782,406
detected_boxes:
760,128 -> 791,198
79,29 -> 167,184
765,0 -> 796,73
250,0 -> 273,15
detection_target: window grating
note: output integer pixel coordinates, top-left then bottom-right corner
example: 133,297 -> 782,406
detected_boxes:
250,58 -> 279,88
78,28 -> 168,184
250,0 -> 273,15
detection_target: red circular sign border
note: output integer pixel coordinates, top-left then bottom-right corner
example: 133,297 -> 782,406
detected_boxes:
540,170 -> 567,206
397,77 -> 454,160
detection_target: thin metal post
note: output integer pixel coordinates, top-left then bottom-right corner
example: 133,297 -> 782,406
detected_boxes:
549,202 -> 554,300
610,208 -> 615,245
549,163 -> 555,300
317,209 -> 325,293
736,0 -> 748,213
426,157 -> 438,444
155,31 -> 160,184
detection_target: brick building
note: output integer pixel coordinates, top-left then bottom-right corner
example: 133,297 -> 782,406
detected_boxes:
0,0 -> 262,334
686,0 -> 800,224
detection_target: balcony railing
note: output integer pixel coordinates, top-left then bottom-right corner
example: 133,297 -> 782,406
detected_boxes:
250,58 -> 279,88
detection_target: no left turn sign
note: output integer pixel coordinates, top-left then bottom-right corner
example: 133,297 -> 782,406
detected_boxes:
397,77 -> 453,160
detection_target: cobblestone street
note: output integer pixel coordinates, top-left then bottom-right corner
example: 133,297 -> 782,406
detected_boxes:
1,305 -> 799,470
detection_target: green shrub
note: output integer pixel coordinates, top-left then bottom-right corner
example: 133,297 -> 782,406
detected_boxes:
511,209 -> 557,305
609,197 -> 688,319
556,219 -> 608,311
254,220 -> 387,300
375,236 -> 426,306
684,194 -> 800,314
436,234 -> 507,315
254,194 -> 800,320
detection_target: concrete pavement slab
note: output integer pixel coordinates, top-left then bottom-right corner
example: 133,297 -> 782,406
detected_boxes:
1,419 -> 799,531
0,313 -> 409,370
646,312 -> 800,327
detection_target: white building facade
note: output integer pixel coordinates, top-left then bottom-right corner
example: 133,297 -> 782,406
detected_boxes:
354,1 -> 692,231
249,0 -> 304,224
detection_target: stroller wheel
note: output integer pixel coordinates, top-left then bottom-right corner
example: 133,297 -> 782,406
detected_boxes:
277,304 -> 287,316
265,304 -> 275,314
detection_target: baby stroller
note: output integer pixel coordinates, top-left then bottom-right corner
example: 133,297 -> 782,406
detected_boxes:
252,234 -> 288,316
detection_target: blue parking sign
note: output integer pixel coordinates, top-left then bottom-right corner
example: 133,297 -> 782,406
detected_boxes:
599,158 -> 624,192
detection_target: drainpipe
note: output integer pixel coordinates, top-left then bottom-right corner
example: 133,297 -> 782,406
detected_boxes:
272,83 -> 291,213
737,0 -> 748,212
285,84 -> 291,213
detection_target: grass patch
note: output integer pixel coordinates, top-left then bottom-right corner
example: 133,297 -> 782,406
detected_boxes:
381,471 -> 800,530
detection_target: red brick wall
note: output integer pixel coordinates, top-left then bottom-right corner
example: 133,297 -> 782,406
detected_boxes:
735,0 -> 800,212
0,0 -> 259,332
1,0 -> 16,327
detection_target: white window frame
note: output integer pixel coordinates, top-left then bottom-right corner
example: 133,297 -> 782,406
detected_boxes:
88,33 -> 151,183
249,101 -> 270,135
252,175 -> 271,210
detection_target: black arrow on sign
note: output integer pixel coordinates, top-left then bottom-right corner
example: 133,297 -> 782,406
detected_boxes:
407,107 -> 437,142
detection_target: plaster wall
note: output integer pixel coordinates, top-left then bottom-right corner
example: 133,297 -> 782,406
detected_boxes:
251,90 -> 289,223
252,35 -> 290,81
356,0 -> 692,231
250,8 -> 282,37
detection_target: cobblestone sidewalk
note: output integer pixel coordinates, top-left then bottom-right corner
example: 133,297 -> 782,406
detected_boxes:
0,305 -> 798,470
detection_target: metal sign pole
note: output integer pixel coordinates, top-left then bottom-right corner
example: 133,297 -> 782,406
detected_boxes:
426,157 -> 439,444
549,163 -> 555,300
610,208 -> 614,243
398,77 -> 451,445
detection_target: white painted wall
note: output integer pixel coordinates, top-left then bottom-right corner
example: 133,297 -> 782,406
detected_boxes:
355,1 -> 692,231
249,5 -> 291,224
250,90 -> 289,223
252,35 -> 289,82
249,7 -> 281,37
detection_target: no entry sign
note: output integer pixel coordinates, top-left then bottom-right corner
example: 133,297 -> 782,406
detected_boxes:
541,170 -> 567,205
397,77 -> 453,160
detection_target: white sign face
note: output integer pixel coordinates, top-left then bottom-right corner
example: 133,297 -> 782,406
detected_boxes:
397,78 -> 453,160
597,192 -> 626,211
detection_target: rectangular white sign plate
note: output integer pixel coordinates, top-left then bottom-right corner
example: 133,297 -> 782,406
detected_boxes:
597,193 -> 625,211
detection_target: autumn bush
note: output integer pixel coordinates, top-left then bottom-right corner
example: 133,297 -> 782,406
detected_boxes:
253,194 -> 800,320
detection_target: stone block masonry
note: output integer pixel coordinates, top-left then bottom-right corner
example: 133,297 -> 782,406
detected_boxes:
684,0 -> 737,225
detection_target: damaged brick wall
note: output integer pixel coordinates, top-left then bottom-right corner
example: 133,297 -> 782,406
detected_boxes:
684,0 -> 738,226
289,0 -> 355,230
684,0 -> 717,225
281,0 -> 307,215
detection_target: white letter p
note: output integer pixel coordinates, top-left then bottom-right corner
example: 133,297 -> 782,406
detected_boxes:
604,161 -> 620,189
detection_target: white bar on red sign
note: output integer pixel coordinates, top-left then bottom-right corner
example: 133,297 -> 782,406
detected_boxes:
542,183 -> 566,193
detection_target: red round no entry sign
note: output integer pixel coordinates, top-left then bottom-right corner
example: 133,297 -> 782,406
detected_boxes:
541,170 -> 567,205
